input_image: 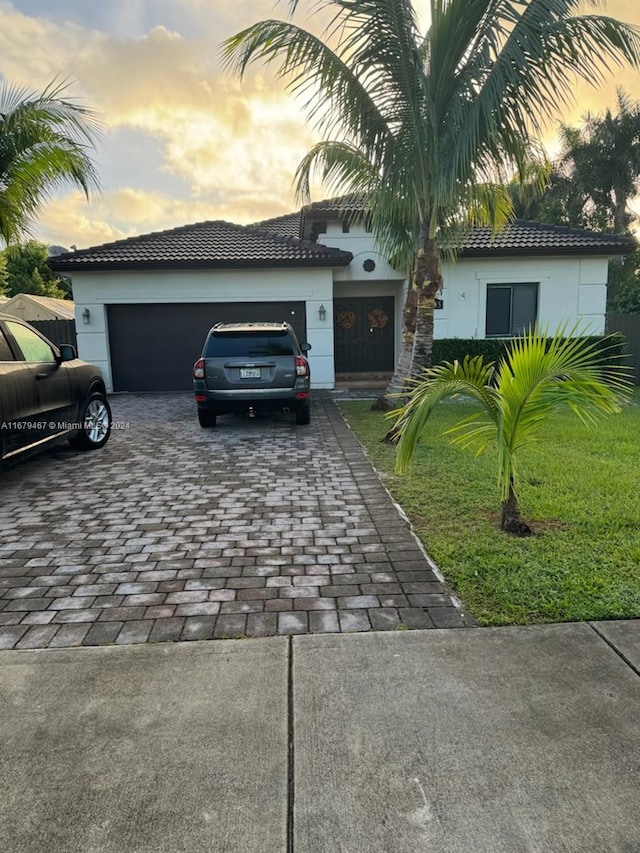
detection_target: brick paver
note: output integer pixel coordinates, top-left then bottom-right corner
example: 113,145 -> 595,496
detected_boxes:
0,392 -> 472,648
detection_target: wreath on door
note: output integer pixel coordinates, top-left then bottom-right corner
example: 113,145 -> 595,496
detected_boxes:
336,310 -> 357,330
367,308 -> 389,329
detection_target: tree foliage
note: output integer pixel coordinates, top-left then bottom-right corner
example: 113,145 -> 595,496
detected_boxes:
1,240 -> 70,299
511,88 -> 640,236
608,249 -> 640,313
510,88 -> 640,312
0,78 -> 101,247
0,254 -> 8,296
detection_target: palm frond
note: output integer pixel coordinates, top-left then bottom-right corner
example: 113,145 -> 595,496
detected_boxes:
450,1 -> 640,199
293,140 -> 380,205
492,325 -> 632,496
222,18 -> 392,155
224,0 -> 640,416
443,411 -> 498,455
393,356 -> 498,472
0,78 -> 101,244
0,78 -> 103,146
391,324 -> 632,508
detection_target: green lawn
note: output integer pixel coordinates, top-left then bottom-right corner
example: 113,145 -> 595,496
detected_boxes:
339,391 -> 640,626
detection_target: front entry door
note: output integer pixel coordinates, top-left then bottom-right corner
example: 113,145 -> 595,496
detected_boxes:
334,296 -> 395,373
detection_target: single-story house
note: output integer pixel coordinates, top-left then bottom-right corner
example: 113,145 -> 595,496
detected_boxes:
48,198 -> 635,392
0,293 -> 75,322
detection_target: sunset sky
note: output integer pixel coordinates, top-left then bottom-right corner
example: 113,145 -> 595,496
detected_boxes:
2,0 -> 639,250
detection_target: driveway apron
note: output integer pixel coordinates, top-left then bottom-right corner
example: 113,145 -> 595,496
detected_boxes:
0,392 -> 471,649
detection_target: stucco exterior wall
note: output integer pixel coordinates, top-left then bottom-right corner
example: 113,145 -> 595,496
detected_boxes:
435,256 -> 609,339
70,266 -> 336,392
322,224 -> 407,366
322,225 -> 609,341
68,226 -> 611,393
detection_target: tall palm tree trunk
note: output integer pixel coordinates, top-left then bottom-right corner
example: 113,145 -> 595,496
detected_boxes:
411,236 -> 441,379
370,286 -> 417,411
374,221 -> 441,412
613,189 -> 628,234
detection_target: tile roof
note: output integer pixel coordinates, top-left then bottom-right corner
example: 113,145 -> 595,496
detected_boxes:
48,219 -> 353,271
302,194 -> 366,215
251,212 -> 301,237
457,220 -> 636,257
299,196 -> 635,255
49,205 -> 636,274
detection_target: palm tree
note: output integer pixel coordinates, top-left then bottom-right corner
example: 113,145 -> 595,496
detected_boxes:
0,78 -> 101,246
524,91 -> 640,235
574,89 -> 640,235
509,90 -> 640,308
392,328 -> 631,535
507,159 -> 589,229
223,0 -> 640,405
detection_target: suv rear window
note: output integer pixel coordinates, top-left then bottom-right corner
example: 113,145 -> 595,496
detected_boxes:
206,331 -> 294,358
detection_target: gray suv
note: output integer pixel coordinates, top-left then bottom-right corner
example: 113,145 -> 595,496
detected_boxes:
193,322 -> 311,427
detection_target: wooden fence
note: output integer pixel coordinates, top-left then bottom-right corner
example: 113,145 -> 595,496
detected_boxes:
606,314 -> 640,384
29,319 -> 78,350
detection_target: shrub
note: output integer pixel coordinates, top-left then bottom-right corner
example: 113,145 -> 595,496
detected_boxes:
432,334 -> 627,370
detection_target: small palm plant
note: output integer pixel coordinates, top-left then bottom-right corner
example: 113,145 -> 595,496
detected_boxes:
391,328 -> 631,535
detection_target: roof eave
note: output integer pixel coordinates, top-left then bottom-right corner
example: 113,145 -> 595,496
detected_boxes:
47,256 -> 353,272
458,245 -> 635,259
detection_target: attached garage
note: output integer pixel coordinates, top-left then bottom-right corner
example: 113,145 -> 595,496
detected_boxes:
48,199 -> 635,392
107,301 -> 307,392
49,218 -> 353,392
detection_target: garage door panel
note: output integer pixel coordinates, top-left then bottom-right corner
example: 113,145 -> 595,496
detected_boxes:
108,302 -> 306,392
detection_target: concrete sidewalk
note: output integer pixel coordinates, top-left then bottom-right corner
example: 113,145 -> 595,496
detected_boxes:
1,620 -> 639,853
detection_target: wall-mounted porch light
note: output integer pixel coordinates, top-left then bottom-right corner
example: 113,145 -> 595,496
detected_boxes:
82,308 -> 91,325
318,304 -> 327,321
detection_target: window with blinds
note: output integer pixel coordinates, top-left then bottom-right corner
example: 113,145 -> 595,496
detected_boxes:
486,283 -> 538,336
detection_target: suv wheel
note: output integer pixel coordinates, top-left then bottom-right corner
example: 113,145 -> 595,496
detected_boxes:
198,409 -> 217,428
69,392 -> 112,450
295,402 -> 311,425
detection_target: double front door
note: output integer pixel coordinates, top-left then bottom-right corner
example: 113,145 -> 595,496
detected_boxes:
333,296 -> 395,373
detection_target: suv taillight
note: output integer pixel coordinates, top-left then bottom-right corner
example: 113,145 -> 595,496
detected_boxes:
295,355 -> 309,377
193,358 -> 205,379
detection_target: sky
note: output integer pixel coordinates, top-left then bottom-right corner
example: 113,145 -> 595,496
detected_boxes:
1,0 -> 640,250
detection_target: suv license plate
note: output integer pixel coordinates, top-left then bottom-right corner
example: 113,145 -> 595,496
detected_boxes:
240,367 -> 261,379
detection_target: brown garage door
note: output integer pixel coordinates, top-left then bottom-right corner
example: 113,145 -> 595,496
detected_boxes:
107,302 -> 307,391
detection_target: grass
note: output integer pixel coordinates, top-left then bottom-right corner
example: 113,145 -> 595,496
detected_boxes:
339,391 -> 640,626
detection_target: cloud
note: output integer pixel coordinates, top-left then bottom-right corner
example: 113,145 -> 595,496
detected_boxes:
69,19 -> 326,201
0,1 -> 324,241
1,3 -> 324,213
0,3 -> 91,87
31,183 -> 313,250
33,187 -> 218,248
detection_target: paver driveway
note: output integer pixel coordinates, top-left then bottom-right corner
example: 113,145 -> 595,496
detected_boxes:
0,393 -> 471,649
